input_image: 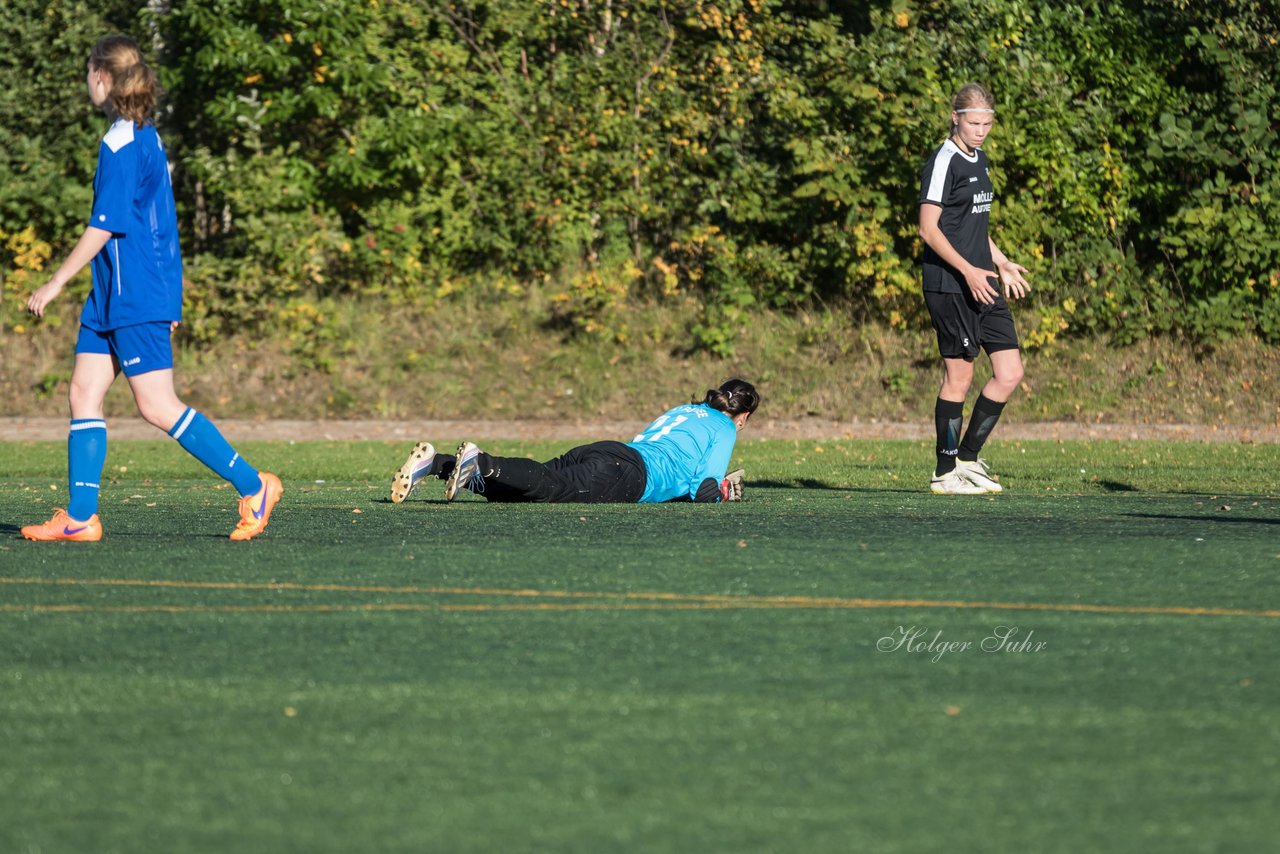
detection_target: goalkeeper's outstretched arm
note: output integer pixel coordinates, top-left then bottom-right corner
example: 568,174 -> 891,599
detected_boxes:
693,478 -> 720,502
691,469 -> 744,503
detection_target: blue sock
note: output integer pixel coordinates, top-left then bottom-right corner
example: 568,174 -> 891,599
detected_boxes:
68,419 -> 108,521
168,408 -> 262,498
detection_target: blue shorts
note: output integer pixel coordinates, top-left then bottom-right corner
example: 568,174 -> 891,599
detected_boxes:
76,322 -> 174,377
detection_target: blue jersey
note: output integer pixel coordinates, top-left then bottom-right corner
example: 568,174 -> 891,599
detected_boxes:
79,119 -> 183,331
627,403 -> 738,503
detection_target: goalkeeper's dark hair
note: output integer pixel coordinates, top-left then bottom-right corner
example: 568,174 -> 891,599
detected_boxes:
700,379 -> 759,417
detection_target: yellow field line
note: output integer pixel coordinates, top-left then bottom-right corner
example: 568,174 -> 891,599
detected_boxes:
0,576 -> 737,601
1,576 -> 1278,619
0,602 -> 836,614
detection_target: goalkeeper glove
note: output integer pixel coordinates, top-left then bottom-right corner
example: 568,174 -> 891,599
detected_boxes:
719,468 -> 745,502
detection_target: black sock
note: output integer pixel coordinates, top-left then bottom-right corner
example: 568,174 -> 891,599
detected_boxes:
959,394 -> 1006,461
434,454 -> 456,479
935,398 -> 964,475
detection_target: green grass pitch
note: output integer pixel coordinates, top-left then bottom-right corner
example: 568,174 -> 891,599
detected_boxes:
2,437 -> 1279,852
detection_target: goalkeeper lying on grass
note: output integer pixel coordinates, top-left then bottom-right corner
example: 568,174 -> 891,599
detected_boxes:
390,379 -> 757,505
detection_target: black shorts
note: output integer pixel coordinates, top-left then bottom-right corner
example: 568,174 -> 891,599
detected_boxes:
924,291 -> 1020,360
546,441 -> 647,503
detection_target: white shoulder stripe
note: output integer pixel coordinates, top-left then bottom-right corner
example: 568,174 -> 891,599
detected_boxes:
925,145 -> 957,203
103,118 -> 135,153
925,139 -> 979,202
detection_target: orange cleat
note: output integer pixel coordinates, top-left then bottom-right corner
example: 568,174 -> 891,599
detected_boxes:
230,472 -> 284,541
21,508 -> 103,542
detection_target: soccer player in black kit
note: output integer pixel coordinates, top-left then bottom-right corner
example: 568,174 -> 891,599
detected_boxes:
918,83 -> 1031,494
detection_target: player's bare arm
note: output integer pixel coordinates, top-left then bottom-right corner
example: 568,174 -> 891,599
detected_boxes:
27,226 -> 112,317
919,204 -> 999,305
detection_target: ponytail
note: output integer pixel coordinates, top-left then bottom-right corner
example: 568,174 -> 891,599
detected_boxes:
90,35 -> 159,126
699,378 -> 760,417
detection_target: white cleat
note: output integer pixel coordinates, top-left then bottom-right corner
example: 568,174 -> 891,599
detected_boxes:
444,441 -> 483,502
391,442 -> 436,504
954,458 -> 1003,493
931,470 -> 988,495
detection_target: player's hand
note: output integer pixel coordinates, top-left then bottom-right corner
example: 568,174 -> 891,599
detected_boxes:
963,266 -> 1001,305
997,260 -> 1030,300
720,469 -> 745,502
27,280 -> 66,318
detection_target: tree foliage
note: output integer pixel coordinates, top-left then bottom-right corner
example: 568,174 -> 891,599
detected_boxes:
2,0 -> 1277,355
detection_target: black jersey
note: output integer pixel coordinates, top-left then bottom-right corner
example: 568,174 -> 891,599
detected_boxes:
919,139 -> 994,294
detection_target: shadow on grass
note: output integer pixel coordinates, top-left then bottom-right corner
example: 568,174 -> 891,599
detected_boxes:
753,479 -> 921,494
1097,480 -> 1139,492
1123,513 -> 1280,525
382,482 -> 925,498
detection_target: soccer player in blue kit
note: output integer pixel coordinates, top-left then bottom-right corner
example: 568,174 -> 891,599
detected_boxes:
389,380 -> 759,504
918,83 -> 1031,495
21,35 -> 283,542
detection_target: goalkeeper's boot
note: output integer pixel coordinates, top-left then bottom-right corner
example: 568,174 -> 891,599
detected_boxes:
391,442 -> 437,504
21,508 -> 103,542
444,441 -> 485,502
954,458 -> 1003,493
230,472 -> 284,541
930,470 -> 987,495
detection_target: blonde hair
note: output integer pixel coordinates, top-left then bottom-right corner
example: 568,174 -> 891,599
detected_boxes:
952,82 -> 995,114
90,35 -> 158,126
949,83 -> 994,136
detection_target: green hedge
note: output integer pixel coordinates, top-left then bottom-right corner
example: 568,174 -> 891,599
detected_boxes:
2,0 -> 1277,357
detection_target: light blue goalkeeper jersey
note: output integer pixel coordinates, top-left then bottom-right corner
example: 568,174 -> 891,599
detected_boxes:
627,403 -> 738,503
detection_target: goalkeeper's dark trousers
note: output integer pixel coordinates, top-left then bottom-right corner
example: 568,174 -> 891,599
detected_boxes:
475,441 -> 647,503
